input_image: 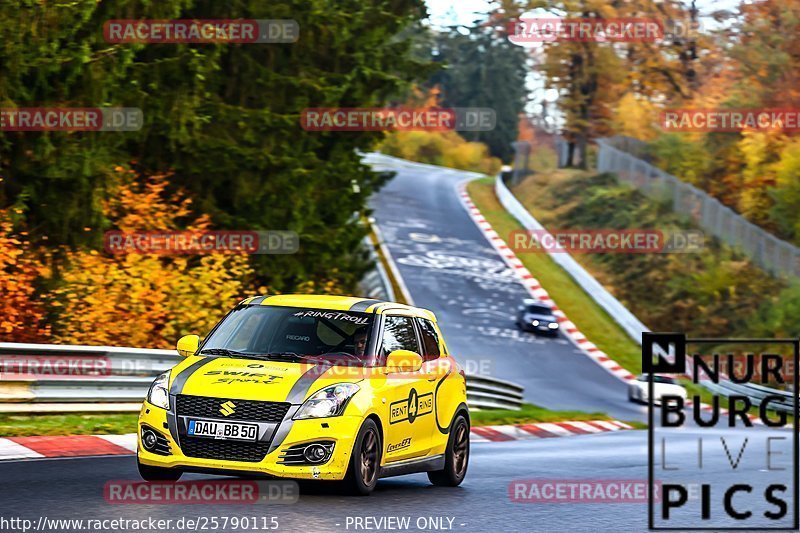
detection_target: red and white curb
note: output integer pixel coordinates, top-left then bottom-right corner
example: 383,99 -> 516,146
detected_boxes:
470,419 -> 633,442
0,422 -> 634,461
0,434 -> 137,461
456,182 -> 635,384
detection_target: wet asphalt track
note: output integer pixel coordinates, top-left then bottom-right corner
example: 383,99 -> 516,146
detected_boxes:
0,427 -> 794,532
0,156 -> 794,532
366,154 -> 645,422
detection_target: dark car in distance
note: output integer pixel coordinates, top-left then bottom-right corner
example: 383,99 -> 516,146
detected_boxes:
515,299 -> 560,336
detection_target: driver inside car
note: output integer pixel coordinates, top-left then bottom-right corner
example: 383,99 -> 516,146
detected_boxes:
353,327 -> 368,357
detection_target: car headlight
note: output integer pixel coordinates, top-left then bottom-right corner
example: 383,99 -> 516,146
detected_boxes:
294,383 -> 360,420
146,371 -> 170,410
548,322 -> 559,329
532,320 -> 539,326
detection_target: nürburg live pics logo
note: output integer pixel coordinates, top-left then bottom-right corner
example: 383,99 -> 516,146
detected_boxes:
645,332 -> 799,530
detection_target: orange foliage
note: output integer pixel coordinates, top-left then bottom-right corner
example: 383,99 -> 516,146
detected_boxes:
52,171 -> 260,349
0,211 -> 50,342
517,114 -> 536,143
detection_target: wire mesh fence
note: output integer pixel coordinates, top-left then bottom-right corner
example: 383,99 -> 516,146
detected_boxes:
570,137 -> 800,278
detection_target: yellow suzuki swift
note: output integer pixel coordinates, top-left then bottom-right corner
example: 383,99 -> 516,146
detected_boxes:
137,294 -> 470,495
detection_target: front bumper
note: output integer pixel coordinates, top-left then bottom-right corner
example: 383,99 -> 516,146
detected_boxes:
136,403 -> 360,481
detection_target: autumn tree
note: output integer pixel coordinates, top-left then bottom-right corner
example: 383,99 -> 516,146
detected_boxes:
426,20 -> 529,162
53,171 -> 258,348
0,0 -> 434,293
0,210 -> 49,342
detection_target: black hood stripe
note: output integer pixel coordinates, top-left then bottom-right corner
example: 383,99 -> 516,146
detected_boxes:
166,357 -> 216,447
285,363 -> 333,404
169,357 -> 216,396
349,298 -> 384,312
268,363 -> 333,454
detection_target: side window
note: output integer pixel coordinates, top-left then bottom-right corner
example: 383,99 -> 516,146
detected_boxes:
381,316 -> 419,357
417,319 -> 441,362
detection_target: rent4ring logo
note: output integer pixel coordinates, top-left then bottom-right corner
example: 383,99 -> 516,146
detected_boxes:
645,333 -> 799,530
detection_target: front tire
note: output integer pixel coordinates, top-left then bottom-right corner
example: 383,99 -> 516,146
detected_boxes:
341,419 -> 381,496
137,457 -> 182,481
428,413 -> 469,487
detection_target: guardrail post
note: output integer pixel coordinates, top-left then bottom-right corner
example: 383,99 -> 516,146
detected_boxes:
511,141 -> 532,185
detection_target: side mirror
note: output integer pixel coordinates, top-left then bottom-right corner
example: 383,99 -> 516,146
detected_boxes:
177,334 -> 200,357
385,350 -> 423,373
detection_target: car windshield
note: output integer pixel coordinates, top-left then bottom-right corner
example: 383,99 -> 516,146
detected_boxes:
200,305 -> 375,365
526,304 -> 552,315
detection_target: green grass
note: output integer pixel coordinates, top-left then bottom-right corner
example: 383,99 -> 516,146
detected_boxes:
471,403 -> 644,429
467,176 -> 643,374
0,413 -> 138,437
0,407 -> 645,438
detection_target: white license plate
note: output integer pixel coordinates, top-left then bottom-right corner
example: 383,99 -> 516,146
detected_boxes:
187,420 -> 258,441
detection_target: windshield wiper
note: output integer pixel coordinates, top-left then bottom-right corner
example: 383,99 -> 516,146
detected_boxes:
263,352 -> 306,362
199,348 -> 264,358
200,349 -> 316,363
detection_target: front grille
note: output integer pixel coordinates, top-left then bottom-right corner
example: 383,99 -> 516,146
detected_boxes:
176,395 -> 290,422
180,438 -> 271,463
175,395 -> 289,462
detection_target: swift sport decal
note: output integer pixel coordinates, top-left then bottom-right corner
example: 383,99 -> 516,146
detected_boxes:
203,370 -> 284,385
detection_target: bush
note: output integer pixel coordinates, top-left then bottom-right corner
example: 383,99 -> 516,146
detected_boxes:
518,171 -> 785,338
379,131 -> 501,175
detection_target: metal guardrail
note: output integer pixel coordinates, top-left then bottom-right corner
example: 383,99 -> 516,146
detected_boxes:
0,343 -> 524,412
592,137 -> 800,279
699,380 -> 795,414
466,374 -> 524,411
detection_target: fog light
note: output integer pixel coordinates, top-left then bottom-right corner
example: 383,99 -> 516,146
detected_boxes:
303,444 -> 329,463
142,428 -> 158,452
